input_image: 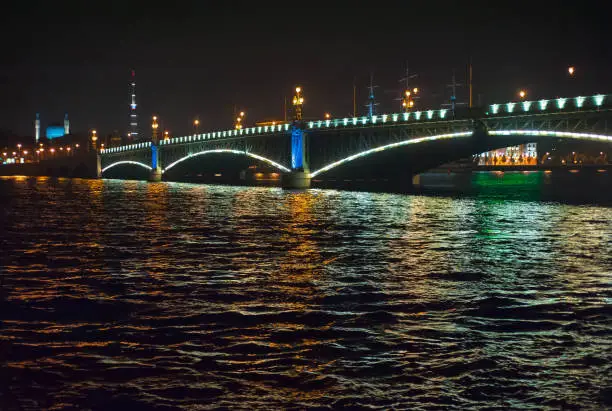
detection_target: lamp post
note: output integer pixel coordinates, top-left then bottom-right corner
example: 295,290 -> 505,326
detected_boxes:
152,116 -> 159,143
519,90 -> 526,99
324,113 -> 331,119
164,130 -> 170,141
91,129 -> 98,150
401,87 -> 419,112
194,119 -> 200,133
567,66 -> 577,95
235,111 -> 245,130
292,86 -> 304,121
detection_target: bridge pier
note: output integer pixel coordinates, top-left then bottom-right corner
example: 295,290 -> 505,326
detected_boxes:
148,144 -> 162,182
149,169 -> 162,182
282,123 -> 311,189
96,153 -> 102,178
281,171 -> 311,189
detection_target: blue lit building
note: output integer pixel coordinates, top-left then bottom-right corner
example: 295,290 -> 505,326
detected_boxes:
38,113 -> 70,140
46,125 -> 65,139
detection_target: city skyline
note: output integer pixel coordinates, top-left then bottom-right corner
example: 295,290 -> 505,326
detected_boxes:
1,2 -> 610,138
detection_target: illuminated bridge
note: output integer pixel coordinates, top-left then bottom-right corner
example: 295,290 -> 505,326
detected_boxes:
99,94 -> 612,187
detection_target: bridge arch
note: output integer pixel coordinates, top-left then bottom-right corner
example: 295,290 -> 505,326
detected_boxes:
101,160 -> 152,174
163,149 -> 291,173
310,131 -> 473,177
309,130 -> 612,177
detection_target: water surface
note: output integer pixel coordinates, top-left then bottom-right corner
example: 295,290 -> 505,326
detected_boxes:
1,176 -> 611,409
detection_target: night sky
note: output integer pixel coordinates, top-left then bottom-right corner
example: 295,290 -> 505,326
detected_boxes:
1,1 -> 610,140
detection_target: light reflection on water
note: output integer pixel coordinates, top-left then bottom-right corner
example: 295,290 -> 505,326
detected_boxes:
0,176 -> 611,409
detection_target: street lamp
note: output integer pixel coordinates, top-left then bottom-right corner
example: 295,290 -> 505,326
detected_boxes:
401,90 -> 412,112
292,86 -> 304,120
164,130 -> 170,141
568,66 -> 575,76
324,113 -> 331,119
152,116 -> 159,142
91,129 -> 98,150
519,90 -> 526,99
194,119 -> 200,133
405,87 -> 420,112
235,111 -> 245,130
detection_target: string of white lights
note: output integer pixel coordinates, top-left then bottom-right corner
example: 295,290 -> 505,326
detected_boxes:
162,149 -> 290,173
310,132 -> 473,177
310,129 -> 612,177
101,160 -> 152,173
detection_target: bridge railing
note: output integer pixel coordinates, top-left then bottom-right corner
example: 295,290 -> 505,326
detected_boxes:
101,141 -> 151,154
102,94 -> 609,154
486,94 -> 607,116
304,94 -> 608,132
305,110 -> 455,131
158,123 -> 291,147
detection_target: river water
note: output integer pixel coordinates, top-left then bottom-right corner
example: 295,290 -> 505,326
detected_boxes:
1,176 -> 611,410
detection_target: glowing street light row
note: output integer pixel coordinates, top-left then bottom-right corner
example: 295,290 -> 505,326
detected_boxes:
100,93 -> 608,155
235,111 -> 246,130
488,94 -> 605,115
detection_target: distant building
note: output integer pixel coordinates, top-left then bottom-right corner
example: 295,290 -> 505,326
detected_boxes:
110,130 -> 122,147
64,113 -> 70,135
46,125 -> 65,139
35,113 -> 40,143
38,113 -> 70,140
476,143 -> 538,166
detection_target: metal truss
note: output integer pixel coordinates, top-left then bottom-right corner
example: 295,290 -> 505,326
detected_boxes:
308,120 -> 473,171
159,134 -> 291,171
100,107 -> 611,176
100,147 -> 151,169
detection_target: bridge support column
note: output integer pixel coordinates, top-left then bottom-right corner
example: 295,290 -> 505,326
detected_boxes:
282,123 -> 311,189
149,144 -> 162,182
96,153 -> 102,178
281,171 -> 311,189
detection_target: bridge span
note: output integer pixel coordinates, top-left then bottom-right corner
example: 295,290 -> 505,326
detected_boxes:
99,94 -> 612,188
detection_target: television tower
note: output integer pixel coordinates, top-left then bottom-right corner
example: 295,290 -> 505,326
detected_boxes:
129,69 -> 138,140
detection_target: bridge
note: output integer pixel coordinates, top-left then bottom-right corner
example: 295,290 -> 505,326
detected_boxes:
99,94 -> 612,188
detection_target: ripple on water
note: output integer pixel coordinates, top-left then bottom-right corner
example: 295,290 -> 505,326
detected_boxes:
0,177 -> 611,409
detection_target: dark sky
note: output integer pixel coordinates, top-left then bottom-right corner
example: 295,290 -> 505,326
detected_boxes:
1,1 -> 610,139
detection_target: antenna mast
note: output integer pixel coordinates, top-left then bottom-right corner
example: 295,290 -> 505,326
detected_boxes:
365,72 -> 379,117
469,59 -> 473,108
353,76 -> 357,117
441,69 -> 467,118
